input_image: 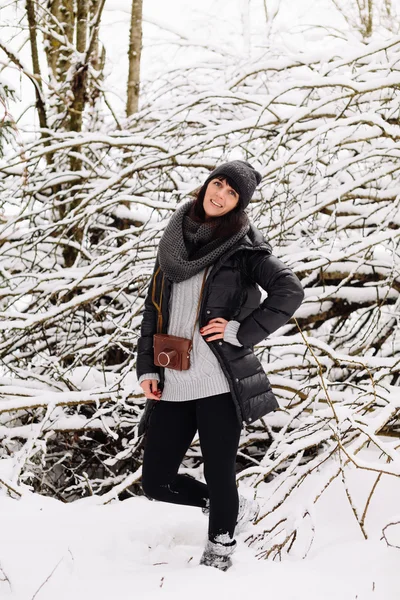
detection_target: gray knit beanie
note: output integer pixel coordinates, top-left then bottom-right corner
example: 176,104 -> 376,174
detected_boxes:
202,160 -> 262,208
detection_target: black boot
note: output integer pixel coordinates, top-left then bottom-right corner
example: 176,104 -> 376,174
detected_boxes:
199,537 -> 237,571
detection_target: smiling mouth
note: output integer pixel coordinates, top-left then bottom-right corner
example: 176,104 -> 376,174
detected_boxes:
211,199 -> 223,208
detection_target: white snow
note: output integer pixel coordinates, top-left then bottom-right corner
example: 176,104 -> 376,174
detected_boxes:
0,458 -> 399,599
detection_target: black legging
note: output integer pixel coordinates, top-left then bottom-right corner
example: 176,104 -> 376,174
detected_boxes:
141,392 -> 241,542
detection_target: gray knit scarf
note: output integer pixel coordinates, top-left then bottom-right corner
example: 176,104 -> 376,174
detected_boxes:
158,200 -> 250,283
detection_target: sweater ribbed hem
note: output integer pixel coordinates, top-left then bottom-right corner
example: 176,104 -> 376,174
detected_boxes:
160,372 -> 231,402
223,320 -> 243,347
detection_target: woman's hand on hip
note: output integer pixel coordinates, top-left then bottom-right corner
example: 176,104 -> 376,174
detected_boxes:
200,317 -> 228,342
140,379 -> 162,400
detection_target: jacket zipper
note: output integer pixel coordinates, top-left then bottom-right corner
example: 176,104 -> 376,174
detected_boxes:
198,261 -> 244,426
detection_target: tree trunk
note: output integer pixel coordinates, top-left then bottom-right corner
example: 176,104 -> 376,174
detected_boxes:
365,0 -> 373,38
44,0 -> 74,84
126,0 -> 143,117
70,0 -> 89,137
25,0 -> 48,135
44,0 -> 61,77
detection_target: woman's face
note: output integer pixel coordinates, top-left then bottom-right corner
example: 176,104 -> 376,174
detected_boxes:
203,178 -> 239,219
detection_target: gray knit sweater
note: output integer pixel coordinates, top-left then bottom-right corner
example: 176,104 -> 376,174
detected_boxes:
138,268 -> 243,401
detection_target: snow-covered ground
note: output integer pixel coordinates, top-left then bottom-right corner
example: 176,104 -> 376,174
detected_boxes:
1,465 -> 399,600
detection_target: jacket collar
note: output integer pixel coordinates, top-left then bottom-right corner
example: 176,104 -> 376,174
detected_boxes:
237,223 -> 272,252
224,223 -> 272,254
212,223 -> 272,271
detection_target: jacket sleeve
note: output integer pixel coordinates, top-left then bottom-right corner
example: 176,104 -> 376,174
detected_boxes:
237,252 -> 305,347
136,258 -> 162,381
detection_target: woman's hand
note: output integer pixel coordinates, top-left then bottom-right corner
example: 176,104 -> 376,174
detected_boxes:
200,317 -> 228,342
140,379 -> 162,400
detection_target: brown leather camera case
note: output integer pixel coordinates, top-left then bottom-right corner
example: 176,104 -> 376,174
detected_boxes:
153,333 -> 191,370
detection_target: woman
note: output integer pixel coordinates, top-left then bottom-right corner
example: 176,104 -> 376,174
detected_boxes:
136,160 -> 304,571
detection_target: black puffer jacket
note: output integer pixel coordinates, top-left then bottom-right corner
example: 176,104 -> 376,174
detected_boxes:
136,224 -> 305,432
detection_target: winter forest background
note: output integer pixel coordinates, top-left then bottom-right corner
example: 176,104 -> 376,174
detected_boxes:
0,0 -> 400,597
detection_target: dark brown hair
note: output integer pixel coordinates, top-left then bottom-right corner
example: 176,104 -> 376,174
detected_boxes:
189,175 -> 248,241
